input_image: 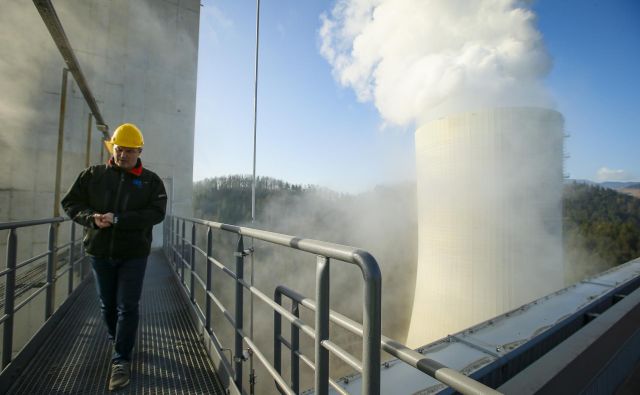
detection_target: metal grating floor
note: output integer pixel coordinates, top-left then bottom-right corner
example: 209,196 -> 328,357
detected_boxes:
7,250 -> 225,394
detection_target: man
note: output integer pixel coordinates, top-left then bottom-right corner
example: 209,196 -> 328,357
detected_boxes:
62,123 -> 167,391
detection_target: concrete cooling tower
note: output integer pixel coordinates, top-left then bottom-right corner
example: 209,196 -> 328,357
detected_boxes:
406,107 -> 564,347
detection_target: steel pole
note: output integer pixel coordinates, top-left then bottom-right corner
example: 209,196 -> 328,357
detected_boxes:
315,256 -> 330,395
190,223 -> 196,302
53,68 -> 68,218
68,221 -> 75,295
45,224 -> 57,319
234,235 -> 245,392
2,230 -> 17,368
291,300 -> 300,393
205,227 -> 213,331
85,113 -> 93,167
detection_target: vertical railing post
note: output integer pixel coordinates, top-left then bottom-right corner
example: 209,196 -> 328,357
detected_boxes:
273,291 -> 282,381
172,217 -> 177,268
174,217 -> 179,271
78,223 -> 85,280
291,299 -> 300,394
68,221 -> 75,295
234,235 -> 245,392
181,220 -> 186,283
190,223 -> 196,302
3,229 -> 17,369
45,224 -> 57,319
315,256 -> 330,395
358,253 -> 382,395
205,227 -> 213,332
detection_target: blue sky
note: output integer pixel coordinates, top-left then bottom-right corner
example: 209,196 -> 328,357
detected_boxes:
193,0 -> 640,193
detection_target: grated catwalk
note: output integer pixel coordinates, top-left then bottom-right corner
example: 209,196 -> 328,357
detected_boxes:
7,250 -> 225,394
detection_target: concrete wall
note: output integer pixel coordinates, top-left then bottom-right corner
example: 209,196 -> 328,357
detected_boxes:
0,0 -> 199,266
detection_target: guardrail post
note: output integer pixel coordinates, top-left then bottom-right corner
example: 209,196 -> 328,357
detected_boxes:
274,290 -> 282,384
358,253 -> 382,395
3,229 -> 17,369
190,223 -> 196,302
68,221 -> 75,295
234,235 -> 245,392
79,224 -> 85,280
45,224 -> 57,319
315,255 -> 330,395
181,219 -> 186,283
291,299 -> 300,394
171,217 -> 176,268
174,217 -> 178,270
205,227 -> 213,332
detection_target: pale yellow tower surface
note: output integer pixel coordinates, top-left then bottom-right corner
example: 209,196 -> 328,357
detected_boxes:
407,107 -> 565,347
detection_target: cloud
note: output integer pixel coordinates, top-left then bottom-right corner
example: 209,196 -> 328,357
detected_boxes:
319,0 -> 553,126
596,167 -> 636,182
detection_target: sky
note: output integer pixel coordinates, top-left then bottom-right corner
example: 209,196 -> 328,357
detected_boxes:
193,0 -> 640,193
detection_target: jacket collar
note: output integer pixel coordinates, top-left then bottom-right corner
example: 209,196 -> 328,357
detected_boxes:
108,157 -> 143,176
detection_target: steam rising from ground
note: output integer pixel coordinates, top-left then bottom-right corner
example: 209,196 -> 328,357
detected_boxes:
320,0 -> 553,125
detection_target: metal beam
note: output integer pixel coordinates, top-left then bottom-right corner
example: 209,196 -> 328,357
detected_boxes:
33,0 -> 109,137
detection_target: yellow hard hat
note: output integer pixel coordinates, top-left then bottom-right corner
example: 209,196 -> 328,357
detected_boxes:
110,123 -> 144,148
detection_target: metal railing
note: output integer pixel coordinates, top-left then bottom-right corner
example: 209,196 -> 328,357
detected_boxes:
163,215 -> 501,395
275,286 -> 502,395
0,217 -> 87,369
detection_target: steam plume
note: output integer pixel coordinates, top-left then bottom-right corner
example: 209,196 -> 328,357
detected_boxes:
319,0 -> 553,125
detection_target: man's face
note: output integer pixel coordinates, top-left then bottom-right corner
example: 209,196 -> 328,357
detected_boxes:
113,145 -> 142,170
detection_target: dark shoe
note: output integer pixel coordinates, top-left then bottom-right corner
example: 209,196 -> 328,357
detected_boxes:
109,361 -> 131,391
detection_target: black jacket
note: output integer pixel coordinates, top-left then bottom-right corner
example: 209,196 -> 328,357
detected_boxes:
61,159 -> 167,259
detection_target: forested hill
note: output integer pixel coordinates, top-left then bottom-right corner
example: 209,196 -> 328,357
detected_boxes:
193,176 -> 640,283
564,182 -> 640,281
193,175 -> 321,224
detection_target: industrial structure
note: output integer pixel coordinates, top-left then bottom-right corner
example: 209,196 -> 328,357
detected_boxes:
0,0 -> 198,257
0,0 -> 198,362
408,108 -> 565,347
0,1 -> 638,394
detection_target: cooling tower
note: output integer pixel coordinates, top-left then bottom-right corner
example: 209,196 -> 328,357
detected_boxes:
406,107 -> 564,347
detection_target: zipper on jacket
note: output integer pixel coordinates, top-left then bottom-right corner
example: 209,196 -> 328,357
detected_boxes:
108,172 -> 125,258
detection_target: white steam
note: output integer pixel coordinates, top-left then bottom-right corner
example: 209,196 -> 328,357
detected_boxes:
319,0 -> 553,125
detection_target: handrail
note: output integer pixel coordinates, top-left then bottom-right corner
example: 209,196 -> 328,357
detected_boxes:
0,217 -> 88,369
164,215 -> 501,395
275,285 -> 502,395
0,217 -> 65,231
164,215 -> 382,395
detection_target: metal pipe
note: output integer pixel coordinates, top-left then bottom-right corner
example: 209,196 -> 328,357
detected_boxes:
32,0 -> 108,137
277,285 -> 502,395
100,138 -> 105,164
45,224 -> 56,319
2,229 -> 17,369
85,113 -> 93,167
273,291 -> 283,393
68,221 -> 75,295
353,251 -> 381,395
251,0 -> 261,224
206,227 -> 213,332
181,220 -> 186,283
53,68 -> 68,219
190,223 -> 196,302
79,224 -> 85,280
291,300 -> 300,393
315,256 -> 330,395
234,235 -> 245,391
0,217 -> 65,231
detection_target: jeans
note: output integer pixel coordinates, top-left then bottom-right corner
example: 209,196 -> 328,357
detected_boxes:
90,256 -> 148,362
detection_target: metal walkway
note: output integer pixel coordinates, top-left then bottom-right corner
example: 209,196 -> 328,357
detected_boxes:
6,250 -> 225,394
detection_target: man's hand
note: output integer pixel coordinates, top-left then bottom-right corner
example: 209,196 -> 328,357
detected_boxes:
93,213 -> 114,228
